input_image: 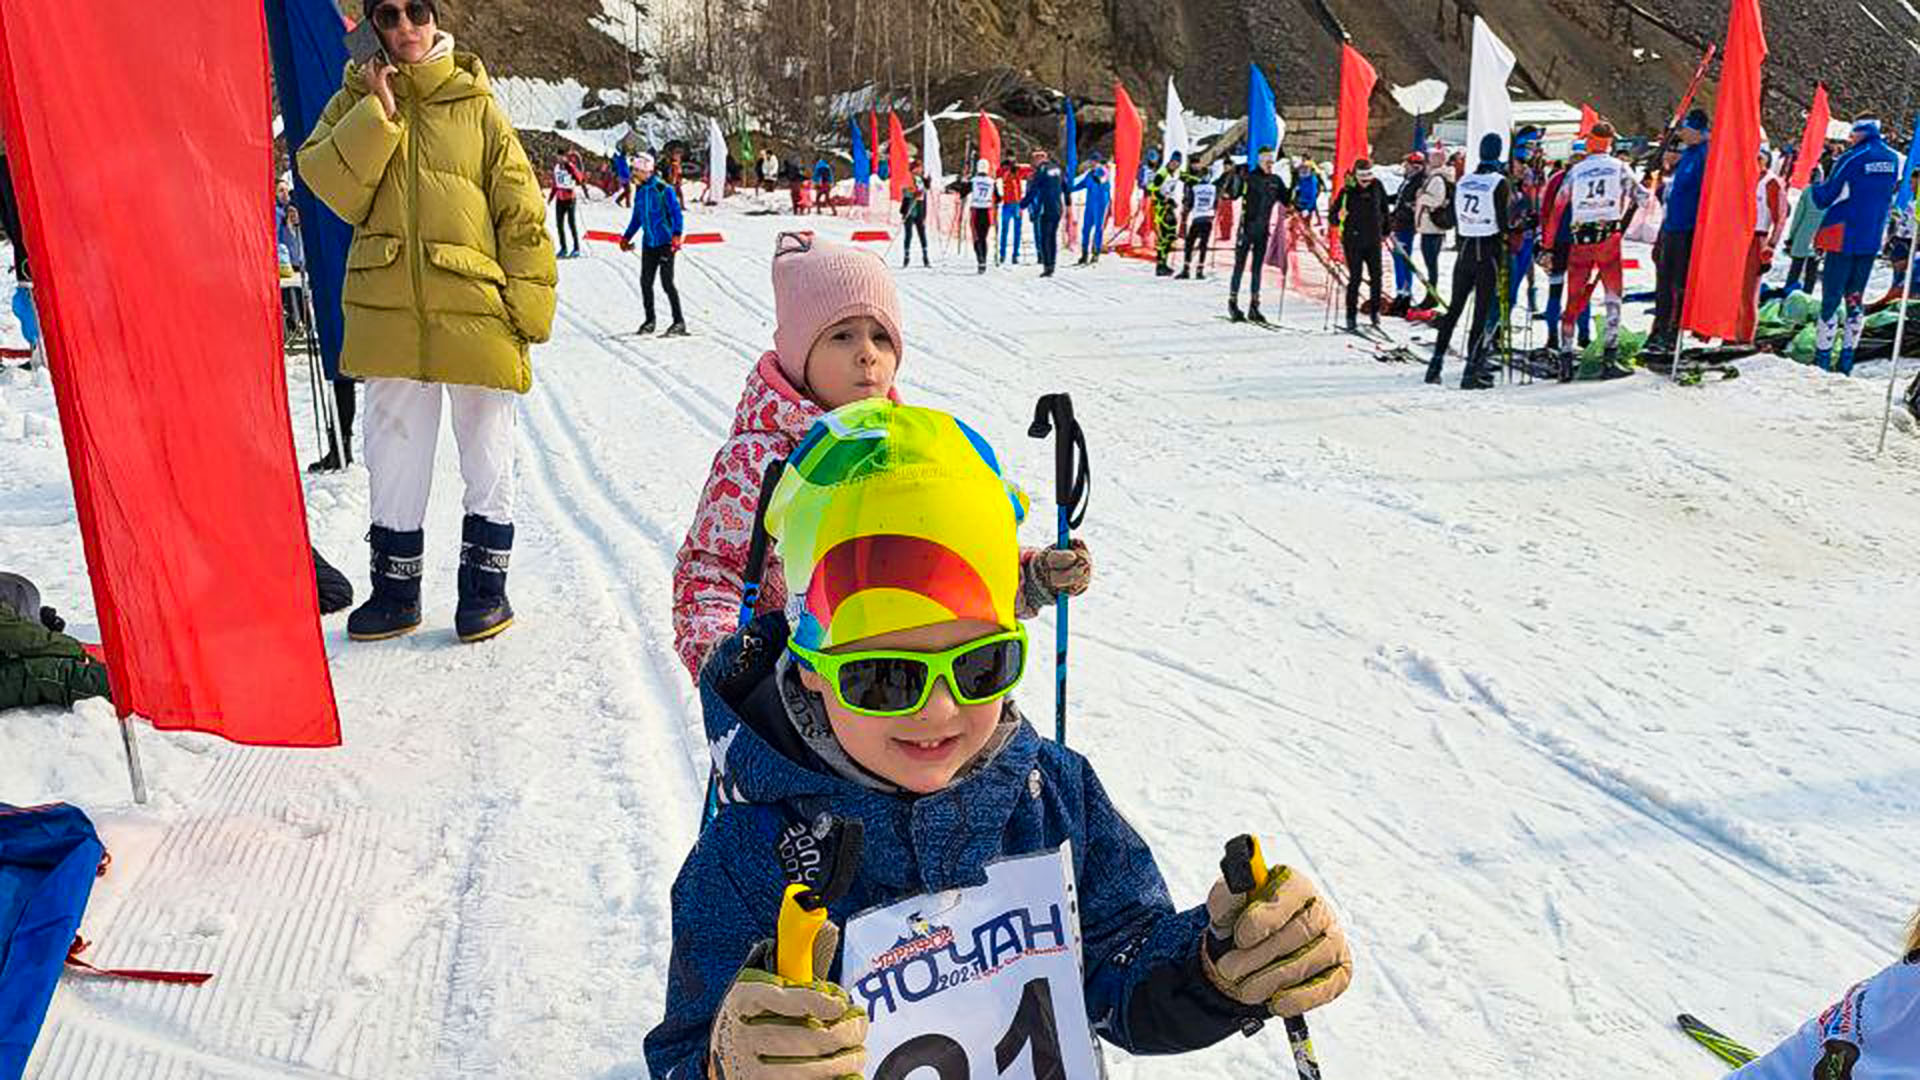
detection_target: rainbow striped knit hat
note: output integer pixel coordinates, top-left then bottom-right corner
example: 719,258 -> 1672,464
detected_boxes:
765,400 -> 1028,651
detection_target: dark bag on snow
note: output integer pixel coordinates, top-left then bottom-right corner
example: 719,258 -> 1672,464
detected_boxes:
313,547 -> 353,615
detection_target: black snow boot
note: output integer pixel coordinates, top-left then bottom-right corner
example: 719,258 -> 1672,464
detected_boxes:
455,514 -> 515,643
348,525 -> 423,641
663,320 -> 690,337
1229,298 -> 1245,322
637,318 -> 656,335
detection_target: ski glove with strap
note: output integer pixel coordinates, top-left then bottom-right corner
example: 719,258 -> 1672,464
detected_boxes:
1014,540 -> 1094,620
1202,863 -> 1353,1018
708,922 -> 867,1080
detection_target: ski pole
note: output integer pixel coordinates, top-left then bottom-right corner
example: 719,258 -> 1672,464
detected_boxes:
1215,835 -> 1324,1080
1027,394 -> 1090,746
706,458 -> 788,825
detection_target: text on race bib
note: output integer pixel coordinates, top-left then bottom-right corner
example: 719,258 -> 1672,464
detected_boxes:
841,845 -> 1104,1080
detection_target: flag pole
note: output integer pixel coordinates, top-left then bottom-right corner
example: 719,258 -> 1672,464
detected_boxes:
120,715 -> 148,805
1878,241 -> 1919,452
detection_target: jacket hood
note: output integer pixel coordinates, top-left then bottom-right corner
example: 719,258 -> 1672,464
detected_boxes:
734,352 -> 824,440
698,614 -> 1042,892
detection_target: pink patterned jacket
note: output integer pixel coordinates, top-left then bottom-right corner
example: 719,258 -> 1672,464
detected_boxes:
672,352 -> 820,679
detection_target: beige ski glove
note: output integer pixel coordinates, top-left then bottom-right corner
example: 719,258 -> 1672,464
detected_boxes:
1016,540 -> 1095,619
708,922 -> 867,1080
1202,863 -> 1353,1018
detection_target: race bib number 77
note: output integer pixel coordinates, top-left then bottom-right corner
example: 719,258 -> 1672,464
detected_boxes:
840,845 -> 1104,1079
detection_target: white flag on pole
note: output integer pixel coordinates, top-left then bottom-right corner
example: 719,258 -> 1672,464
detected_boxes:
923,114 -> 944,185
706,117 -> 727,204
1467,17 -> 1516,163
1163,77 -> 1192,166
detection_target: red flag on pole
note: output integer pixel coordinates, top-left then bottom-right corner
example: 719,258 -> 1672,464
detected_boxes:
0,0 -> 339,746
1333,43 -> 1379,248
1113,83 -> 1142,228
1579,104 -> 1598,138
887,111 -> 910,203
1790,83 -> 1830,190
1682,0 -> 1768,341
978,112 -> 1002,180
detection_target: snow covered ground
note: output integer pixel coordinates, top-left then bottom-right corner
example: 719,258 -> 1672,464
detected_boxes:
6,198 -> 1920,1079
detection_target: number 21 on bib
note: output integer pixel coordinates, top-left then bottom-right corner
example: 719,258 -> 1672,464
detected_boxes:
841,845 -> 1105,1079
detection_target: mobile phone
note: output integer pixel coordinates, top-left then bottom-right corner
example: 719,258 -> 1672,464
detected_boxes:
345,19 -> 384,65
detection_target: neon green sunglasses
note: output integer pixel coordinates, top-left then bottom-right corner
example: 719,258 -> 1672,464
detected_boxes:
789,626 -> 1029,717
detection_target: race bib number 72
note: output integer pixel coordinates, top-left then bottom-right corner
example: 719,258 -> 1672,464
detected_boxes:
840,845 -> 1104,1079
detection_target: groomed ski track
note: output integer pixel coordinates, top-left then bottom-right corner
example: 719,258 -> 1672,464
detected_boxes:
6,196 -> 1920,1078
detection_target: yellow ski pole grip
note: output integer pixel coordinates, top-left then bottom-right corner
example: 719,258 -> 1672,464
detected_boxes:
776,883 -> 828,984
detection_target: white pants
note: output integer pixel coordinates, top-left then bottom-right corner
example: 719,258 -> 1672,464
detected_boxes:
364,378 -> 517,532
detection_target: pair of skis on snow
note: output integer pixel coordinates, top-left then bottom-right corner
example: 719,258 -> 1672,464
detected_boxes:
1676,1013 -> 1758,1069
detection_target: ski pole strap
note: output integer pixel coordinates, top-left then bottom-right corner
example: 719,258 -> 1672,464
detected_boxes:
67,936 -> 212,985
737,458 -> 788,629
1026,393 -> 1091,533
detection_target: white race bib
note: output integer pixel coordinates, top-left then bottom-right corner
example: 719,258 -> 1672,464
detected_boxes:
1569,159 -> 1627,226
841,845 -> 1104,1080
1456,174 -> 1500,237
1192,184 -> 1218,217
970,178 -> 996,209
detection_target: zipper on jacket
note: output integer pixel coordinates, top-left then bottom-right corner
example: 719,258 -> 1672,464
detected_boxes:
408,90 -> 427,356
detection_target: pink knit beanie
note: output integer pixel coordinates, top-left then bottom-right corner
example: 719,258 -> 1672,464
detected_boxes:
771,231 -> 904,392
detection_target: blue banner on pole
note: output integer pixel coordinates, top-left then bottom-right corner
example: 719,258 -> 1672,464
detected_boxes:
850,116 -> 871,181
263,0 -> 352,382
1247,63 -> 1280,157
1063,99 -> 1079,179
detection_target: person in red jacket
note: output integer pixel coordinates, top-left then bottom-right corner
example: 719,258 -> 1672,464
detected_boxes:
997,156 -> 1027,265
670,232 -> 1094,680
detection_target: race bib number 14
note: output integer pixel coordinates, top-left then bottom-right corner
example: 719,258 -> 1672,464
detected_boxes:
840,845 -> 1104,1080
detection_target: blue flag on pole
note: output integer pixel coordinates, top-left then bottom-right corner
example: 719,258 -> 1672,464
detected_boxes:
1413,115 -> 1428,153
1247,63 -> 1279,157
849,116 -> 870,181
1898,112 -> 1920,212
1063,99 -> 1079,179
263,0 -> 352,381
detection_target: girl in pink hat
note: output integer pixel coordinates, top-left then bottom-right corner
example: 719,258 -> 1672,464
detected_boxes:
669,231 -> 1094,679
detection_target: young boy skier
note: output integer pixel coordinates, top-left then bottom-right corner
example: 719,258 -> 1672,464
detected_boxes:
645,399 -> 1354,1079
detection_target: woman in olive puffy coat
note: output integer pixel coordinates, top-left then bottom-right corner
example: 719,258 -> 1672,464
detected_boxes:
298,0 -> 555,645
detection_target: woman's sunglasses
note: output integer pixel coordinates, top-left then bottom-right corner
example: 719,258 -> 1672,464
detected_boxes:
372,1 -> 435,31
789,626 -> 1027,717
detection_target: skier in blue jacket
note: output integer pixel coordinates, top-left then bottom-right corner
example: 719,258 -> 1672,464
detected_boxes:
1649,109 -> 1711,352
1071,154 -> 1113,264
1808,115 -> 1903,373
1021,149 -> 1068,276
619,152 -> 688,336
643,400 -> 1354,1080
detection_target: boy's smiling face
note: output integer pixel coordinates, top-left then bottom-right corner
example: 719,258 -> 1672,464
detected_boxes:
800,618 -> 1008,794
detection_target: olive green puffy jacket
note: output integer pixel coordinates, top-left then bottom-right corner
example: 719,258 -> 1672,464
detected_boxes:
0,606 -> 111,710
297,51 -> 555,392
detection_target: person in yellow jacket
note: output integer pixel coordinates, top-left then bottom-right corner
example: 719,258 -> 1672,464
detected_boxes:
298,0 -> 555,644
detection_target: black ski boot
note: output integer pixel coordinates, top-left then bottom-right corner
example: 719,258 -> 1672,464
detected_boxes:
1176,266 -> 1191,280
921,253 -> 930,268
307,443 -> 348,474
1461,360 -> 1497,390
1387,295 -> 1411,318
1076,252 -> 1089,266
1155,262 -> 1174,277
1228,298 -> 1246,322
663,320 -> 689,337
348,525 -> 423,641
1558,347 -> 1577,383
977,260 -> 987,274
1247,301 -> 1266,324
1196,267 -> 1207,280
1600,342 -> 1632,379
455,514 -> 515,643
902,251 -> 911,268
1425,347 -> 1445,385
637,318 -> 656,335
1370,313 -> 1383,331
1346,315 -> 1359,333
